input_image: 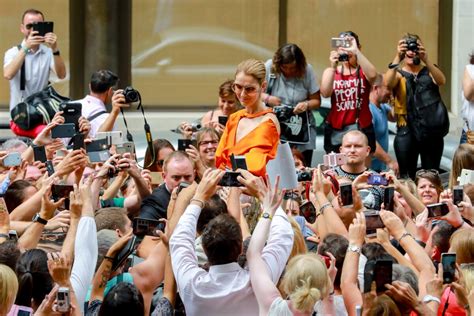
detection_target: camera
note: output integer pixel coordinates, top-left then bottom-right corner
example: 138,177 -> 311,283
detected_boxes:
273,105 -> 293,121
56,287 -> 70,313
107,161 -> 121,178
123,86 -> 140,103
338,53 -> 349,62
191,122 -> 202,132
296,170 -> 312,182
405,37 -> 419,53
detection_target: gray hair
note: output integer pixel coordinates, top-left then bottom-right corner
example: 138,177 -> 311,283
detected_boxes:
392,264 -> 419,295
96,229 -> 119,271
1,138 -> 28,152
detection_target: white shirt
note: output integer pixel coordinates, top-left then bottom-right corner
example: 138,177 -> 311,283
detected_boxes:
462,64 -> 474,130
74,95 -> 111,138
4,41 -> 55,111
170,204 -> 293,316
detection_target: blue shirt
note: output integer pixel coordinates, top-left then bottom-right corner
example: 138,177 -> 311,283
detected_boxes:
369,102 -> 391,171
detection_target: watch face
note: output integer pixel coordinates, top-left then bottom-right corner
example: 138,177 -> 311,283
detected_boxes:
262,213 -> 270,218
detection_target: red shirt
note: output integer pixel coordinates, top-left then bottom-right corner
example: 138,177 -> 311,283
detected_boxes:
326,66 -> 372,129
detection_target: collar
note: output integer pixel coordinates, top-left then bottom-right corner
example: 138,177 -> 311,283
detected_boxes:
84,94 -> 106,106
208,262 -> 243,273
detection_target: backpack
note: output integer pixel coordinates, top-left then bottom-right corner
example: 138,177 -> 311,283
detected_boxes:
402,67 -> 449,141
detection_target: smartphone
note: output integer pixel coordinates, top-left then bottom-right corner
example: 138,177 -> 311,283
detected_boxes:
218,116 -> 228,126
60,102 -> 82,126
32,145 -> 47,163
427,202 -> 449,218
177,182 -> 190,194
383,187 -> 395,211
367,173 -> 388,186
45,160 -> 55,176
453,186 -> 463,206
340,183 -> 353,207
2,152 -> 21,167
72,133 -> 85,151
323,152 -> 347,168
458,169 -> 474,186
8,230 -> 18,241
331,37 -> 350,48
300,201 -> 317,224
365,213 -> 385,232
116,142 -> 135,155
374,259 -> 393,292
230,154 -> 247,171
218,171 -> 243,187
56,287 -> 70,313
51,123 -> 76,138
52,184 -> 74,200
132,217 -> 166,237
86,138 -> 109,152
112,235 -> 137,271
88,151 -> 110,163
150,172 -> 163,185
441,253 -> 456,284
178,139 -> 193,151
32,21 -> 54,36
96,131 -> 124,146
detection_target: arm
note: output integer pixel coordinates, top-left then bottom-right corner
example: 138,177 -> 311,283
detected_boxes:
463,66 -> 474,101
373,142 -> 399,176
417,42 -> 445,86
43,32 -> 66,79
101,172 -> 127,200
355,50 -> 377,85
376,229 -> 419,275
320,67 -> 336,98
97,90 -> 130,133
384,40 -> 405,90
3,48 -> 27,80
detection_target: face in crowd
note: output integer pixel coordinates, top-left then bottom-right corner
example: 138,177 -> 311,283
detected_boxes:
163,157 -> 195,190
339,132 -> 370,166
198,132 -> 219,165
232,72 -> 265,107
21,12 -> 44,39
218,94 -> 238,116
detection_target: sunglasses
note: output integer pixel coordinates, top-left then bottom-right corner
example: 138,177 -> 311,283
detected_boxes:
415,169 -> 439,177
231,83 -> 259,95
25,23 -> 34,30
199,140 -> 219,147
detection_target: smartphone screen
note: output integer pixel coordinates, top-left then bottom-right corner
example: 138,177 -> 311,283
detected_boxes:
86,138 -> 109,152
132,218 -> 166,237
178,139 -> 193,151
218,116 -> 228,126
72,133 -> 85,150
33,145 -> 47,163
383,187 -> 395,211
427,202 -> 449,218
441,253 -> 456,284
374,260 -> 392,292
365,213 -> 385,231
340,183 -> 353,206
230,154 -> 247,171
300,201 -> 317,224
367,174 -> 388,186
453,186 -> 463,206
51,124 -> 76,138
52,184 -> 74,199
218,171 -> 243,187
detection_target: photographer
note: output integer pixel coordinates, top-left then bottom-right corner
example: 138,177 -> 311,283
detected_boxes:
384,33 -> 447,179
262,43 -> 321,165
320,31 -> 377,154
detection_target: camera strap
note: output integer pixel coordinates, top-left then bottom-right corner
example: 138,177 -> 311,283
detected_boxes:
119,92 -> 156,169
17,45 -> 25,91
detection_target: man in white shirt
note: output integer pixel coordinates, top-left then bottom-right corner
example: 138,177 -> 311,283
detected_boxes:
169,169 -> 294,316
4,8 -> 66,138
75,70 -> 119,138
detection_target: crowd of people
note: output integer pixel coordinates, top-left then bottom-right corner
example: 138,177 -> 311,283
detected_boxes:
1,7 -> 474,316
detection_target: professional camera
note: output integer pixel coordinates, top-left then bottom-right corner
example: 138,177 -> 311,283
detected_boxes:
273,105 -> 293,121
338,53 -> 349,62
123,86 -> 140,103
405,38 -> 419,53
107,161 -> 120,178
191,122 -> 202,132
296,170 -> 312,182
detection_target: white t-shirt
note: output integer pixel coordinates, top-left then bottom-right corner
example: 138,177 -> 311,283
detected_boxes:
462,64 -> 474,130
4,41 -> 55,111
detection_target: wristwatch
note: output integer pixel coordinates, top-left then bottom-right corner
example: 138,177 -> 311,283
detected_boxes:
422,295 -> 441,304
32,213 -> 48,225
53,50 -> 60,56
260,212 -> 272,220
347,244 -> 361,254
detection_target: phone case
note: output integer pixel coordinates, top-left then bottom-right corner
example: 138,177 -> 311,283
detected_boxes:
3,153 -> 21,167
86,138 -> 109,152
33,145 -> 47,163
52,124 -> 76,138
88,151 -> 110,163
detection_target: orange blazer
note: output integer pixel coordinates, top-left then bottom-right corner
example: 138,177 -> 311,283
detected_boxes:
215,109 -> 280,177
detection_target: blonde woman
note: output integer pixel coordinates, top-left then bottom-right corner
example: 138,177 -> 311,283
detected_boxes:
0,264 -> 18,316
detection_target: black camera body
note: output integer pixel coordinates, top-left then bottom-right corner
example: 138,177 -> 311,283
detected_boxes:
123,86 -> 140,103
296,170 -> 312,182
273,105 -> 293,121
405,38 -> 419,52
338,53 -> 349,62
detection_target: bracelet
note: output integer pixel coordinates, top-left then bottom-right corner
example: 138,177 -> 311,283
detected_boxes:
190,198 -> 205,208
388,62 -> 399,69
21,45 -> 29,54
319,202 -> 332,215
103,255 -> 115,262
304,101 -> 309,110
53,50 -> 60,56
397,231 -> 412,243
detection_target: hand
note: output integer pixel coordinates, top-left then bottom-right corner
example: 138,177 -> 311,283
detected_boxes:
260,175 -> 283,217
352,171 -> 372,190
385,281 -> 420,311
47,252 -> 71,286
348,212 -> 366,246
79,175 -> 93,204
32,161 -> 47,176
329,50 -> 339,68
376,228 -> 390,246
33,112 -> 65,146
107,230 -> 133,258
34,284 -> 59,316
311,167 -> 332,197
293,101 -> 308,114
179,122 -> 193,140
379,210 -> 405,240
55,149 -> 88,177
69,185 -> 82,219
237,169 -> 265,200
415,208 -> 432,242
44,211 -> 70,231
425,266 -> 445,299
417,41 -> 428,63
117,154 -> 140,178
325,251 -> 338,285
341,35 -> 359,54
0,198 -> 10,233
193,168 -> 225,201
40,183 -> 65,220
111,89 -> 130,111
45,139 -> 66,160
8,160 -> 28,182
451,281 -> 470,311
458,198 -> 474,223
439,198 -> 464,228
94,154 -> 119,178
78,116 -> 91,137
24,30 -> 44,49
267,95 -> 281,106
43,32 -> 58,50
396,39 -> 408,60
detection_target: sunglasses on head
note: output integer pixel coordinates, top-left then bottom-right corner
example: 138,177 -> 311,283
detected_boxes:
415,169 -> 439,177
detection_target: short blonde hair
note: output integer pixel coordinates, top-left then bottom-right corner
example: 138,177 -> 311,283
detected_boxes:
281,253 -> 329,312
450,229 -> 474,264
0,264 -> 18,315
288,217 -> 307,260
235,59 -> 266,85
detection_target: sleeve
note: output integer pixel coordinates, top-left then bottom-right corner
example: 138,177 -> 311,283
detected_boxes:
169,204 -> 205,292
70,216 -> 98,313
139,195 -> 166,220
4,47 -> 17,67
264,59 -> 273,82
306,64 -> 320,94
382,103 -> 392,114
261,207 -> 294,283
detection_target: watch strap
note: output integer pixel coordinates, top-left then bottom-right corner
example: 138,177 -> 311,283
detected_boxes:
32,213 -> 48,225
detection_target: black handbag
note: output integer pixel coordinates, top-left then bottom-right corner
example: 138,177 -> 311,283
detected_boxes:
10,85 -> 70,130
